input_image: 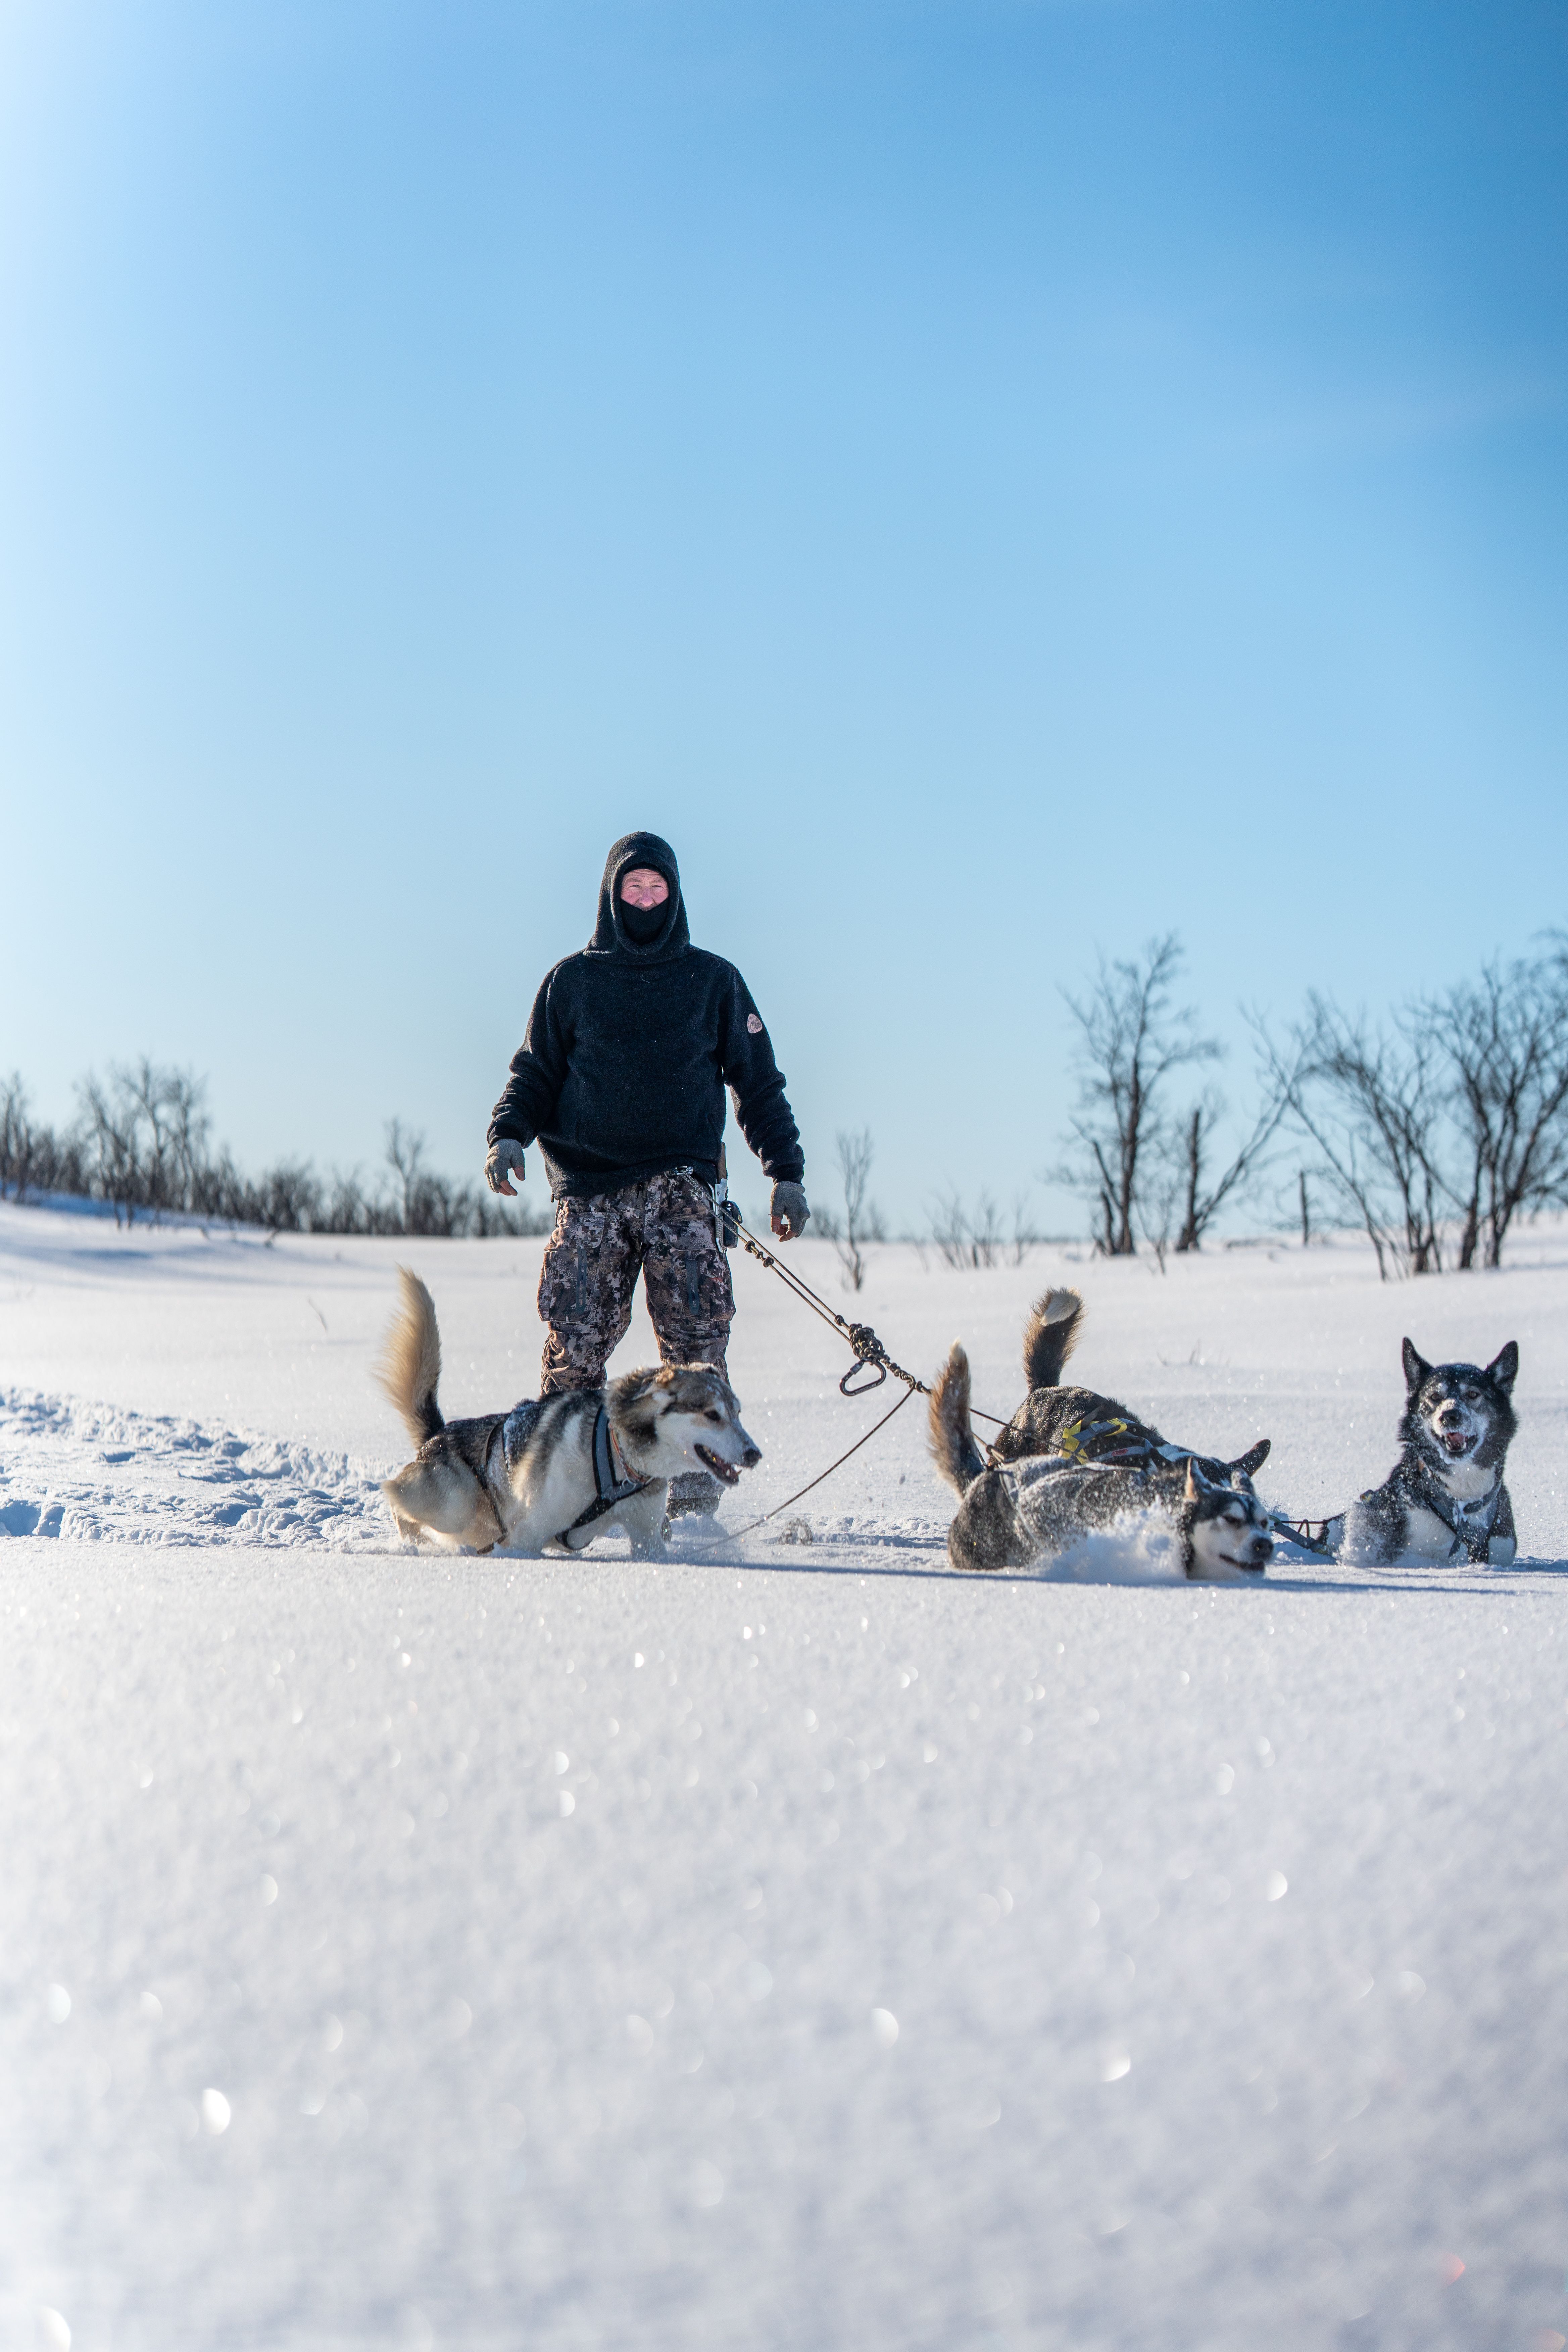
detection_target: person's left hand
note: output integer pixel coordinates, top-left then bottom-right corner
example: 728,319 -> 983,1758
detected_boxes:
486,1140 -> 526,1196
770,1181 -> 810,1239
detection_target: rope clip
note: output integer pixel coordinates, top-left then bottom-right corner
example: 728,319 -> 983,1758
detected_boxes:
839,1324 -> 891,1396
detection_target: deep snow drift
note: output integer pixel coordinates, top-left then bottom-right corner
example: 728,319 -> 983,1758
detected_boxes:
2,1200 -> 1567,2351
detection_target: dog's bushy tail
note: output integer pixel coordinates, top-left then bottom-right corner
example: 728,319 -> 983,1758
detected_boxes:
929,1343 -> 990,1494
376,1266 -> 444,1447
1022,1287 -> 1084,1392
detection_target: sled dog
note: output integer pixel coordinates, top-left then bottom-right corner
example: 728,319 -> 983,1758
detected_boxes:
1327,1336 -> 1519,1566
376,1267 -> 760,1555
929,1287 -> 1274,1578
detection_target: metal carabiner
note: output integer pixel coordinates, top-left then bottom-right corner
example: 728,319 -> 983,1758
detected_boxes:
840,1357 -> 889,1397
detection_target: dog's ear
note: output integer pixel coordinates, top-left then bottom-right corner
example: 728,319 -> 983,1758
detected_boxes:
1184,1456 -> 1221,1502
1485,1340 -> 1519,1394
1229,1438 -> 1270,1479
1401,1338 -> 1431,1392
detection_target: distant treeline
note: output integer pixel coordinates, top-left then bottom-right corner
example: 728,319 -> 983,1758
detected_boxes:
0,1064 -> 552,1238
12,930 -> 1568,1280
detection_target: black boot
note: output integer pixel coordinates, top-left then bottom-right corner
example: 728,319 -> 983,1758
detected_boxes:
667,1469 -> 723,1519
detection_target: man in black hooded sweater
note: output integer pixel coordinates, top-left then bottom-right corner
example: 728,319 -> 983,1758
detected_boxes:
485,831 -> 809,1510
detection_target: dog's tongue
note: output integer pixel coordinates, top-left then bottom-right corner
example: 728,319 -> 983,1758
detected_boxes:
1443,1429 -> 1470,1454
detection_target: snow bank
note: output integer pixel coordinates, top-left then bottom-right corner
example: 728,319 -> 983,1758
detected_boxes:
0,1386 -> 383,1548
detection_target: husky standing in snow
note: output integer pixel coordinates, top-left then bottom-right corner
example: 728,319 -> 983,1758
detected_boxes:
377,1268 -> 761,1556
1328,1337 -> 1519,1566
929,1287 -> 1275,1577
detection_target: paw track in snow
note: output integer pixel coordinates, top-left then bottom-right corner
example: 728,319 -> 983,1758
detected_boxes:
0,1386 -> 390,1549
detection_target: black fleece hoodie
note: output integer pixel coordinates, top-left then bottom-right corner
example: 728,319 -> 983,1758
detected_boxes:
488,831 -> 805,1199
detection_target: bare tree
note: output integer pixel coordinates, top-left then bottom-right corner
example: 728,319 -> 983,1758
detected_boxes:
1172,1078 -> 1288,1253
126,1060 -> 208,1208
1057,936 -> 1220,1256
74,1060 -> 212,1224
1325,1002 -> 1449,1274
832,1127 -> 879,1292
253,1160 -> 324,1233
1434,947 -> 1568,1270
1136,1121 -> 1182,1272
381,1118 -> 494,1237
384,1118 -> 428,1230
472,1188 -> 553,1239
929,1187 -> 966,1268
79,1072 -> 140,1224
0,1076 -> 86,1203
0,1074 -> 35,1202
930,1185 -> 1005,1269
323,1167 -> 371,1234
1263,1005 -> 1444,1279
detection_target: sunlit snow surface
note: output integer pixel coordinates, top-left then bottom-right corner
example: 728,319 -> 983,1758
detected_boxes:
2,1200 -> 1567,2351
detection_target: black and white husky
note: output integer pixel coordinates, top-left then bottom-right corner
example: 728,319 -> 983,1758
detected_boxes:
1328,1337 -> 1519,1566
930,1288 -> 1275,1578
376,1268 -> 760,1555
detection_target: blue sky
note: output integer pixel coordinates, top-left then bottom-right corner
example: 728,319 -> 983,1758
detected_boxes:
3,0 -> 1565,1232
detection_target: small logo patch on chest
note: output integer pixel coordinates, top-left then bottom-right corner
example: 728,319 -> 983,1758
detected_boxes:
746,1013 -> 764,1035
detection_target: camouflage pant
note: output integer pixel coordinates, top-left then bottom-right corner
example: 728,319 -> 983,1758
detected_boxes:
537,1168 -> 734,1395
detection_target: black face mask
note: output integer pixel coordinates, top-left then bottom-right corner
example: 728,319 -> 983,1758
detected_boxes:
620,893 -> 669,944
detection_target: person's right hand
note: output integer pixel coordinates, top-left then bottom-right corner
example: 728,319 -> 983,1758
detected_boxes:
486,1140 -> 526,1196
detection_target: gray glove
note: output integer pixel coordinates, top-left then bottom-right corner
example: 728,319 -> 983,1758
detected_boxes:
770,1180 -> 810,1239
486,1139 -> 526,1196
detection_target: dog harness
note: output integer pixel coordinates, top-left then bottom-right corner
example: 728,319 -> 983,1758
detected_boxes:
473,1399 -> 653,1551
470,1402 -> 546,1548
1054,1417 -> 1197,1472
563,1406 -> 657,1539
1387,1471 -> 1504,1564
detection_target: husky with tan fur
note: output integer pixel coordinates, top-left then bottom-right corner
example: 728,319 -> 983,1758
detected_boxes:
376,1268 -> 760,1555
930,1287 -> 1274,1577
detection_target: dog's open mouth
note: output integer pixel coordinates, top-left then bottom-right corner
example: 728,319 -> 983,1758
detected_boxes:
1219,1553 -> 1269,1573
695,1443 -> 742,1486
1439,1427 -> 1474,1456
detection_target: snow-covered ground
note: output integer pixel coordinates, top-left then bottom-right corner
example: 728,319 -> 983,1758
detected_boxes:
3,1199 -> 1567,2351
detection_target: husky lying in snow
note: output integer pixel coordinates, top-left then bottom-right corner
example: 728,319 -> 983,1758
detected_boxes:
376,1269 -> 760,1555
1328,1337 -> 1519,1566
929,1288 -> 1275,1578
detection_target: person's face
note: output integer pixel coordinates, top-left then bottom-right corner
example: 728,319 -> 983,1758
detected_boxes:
620,868 -> 669,911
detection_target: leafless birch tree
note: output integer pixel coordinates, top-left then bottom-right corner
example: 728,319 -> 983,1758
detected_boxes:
832,1127 -> 880,1291
1058,935 -> 1220,1255
1434,945 -> 1568,1268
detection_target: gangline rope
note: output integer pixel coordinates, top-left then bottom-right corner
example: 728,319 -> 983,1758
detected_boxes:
694,1220 -> 1010,1544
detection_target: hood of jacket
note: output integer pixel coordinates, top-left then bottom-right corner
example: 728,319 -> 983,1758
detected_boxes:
588,831 -> 690,961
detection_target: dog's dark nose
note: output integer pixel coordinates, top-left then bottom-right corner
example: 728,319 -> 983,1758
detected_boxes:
741,1444 -> 762,1469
